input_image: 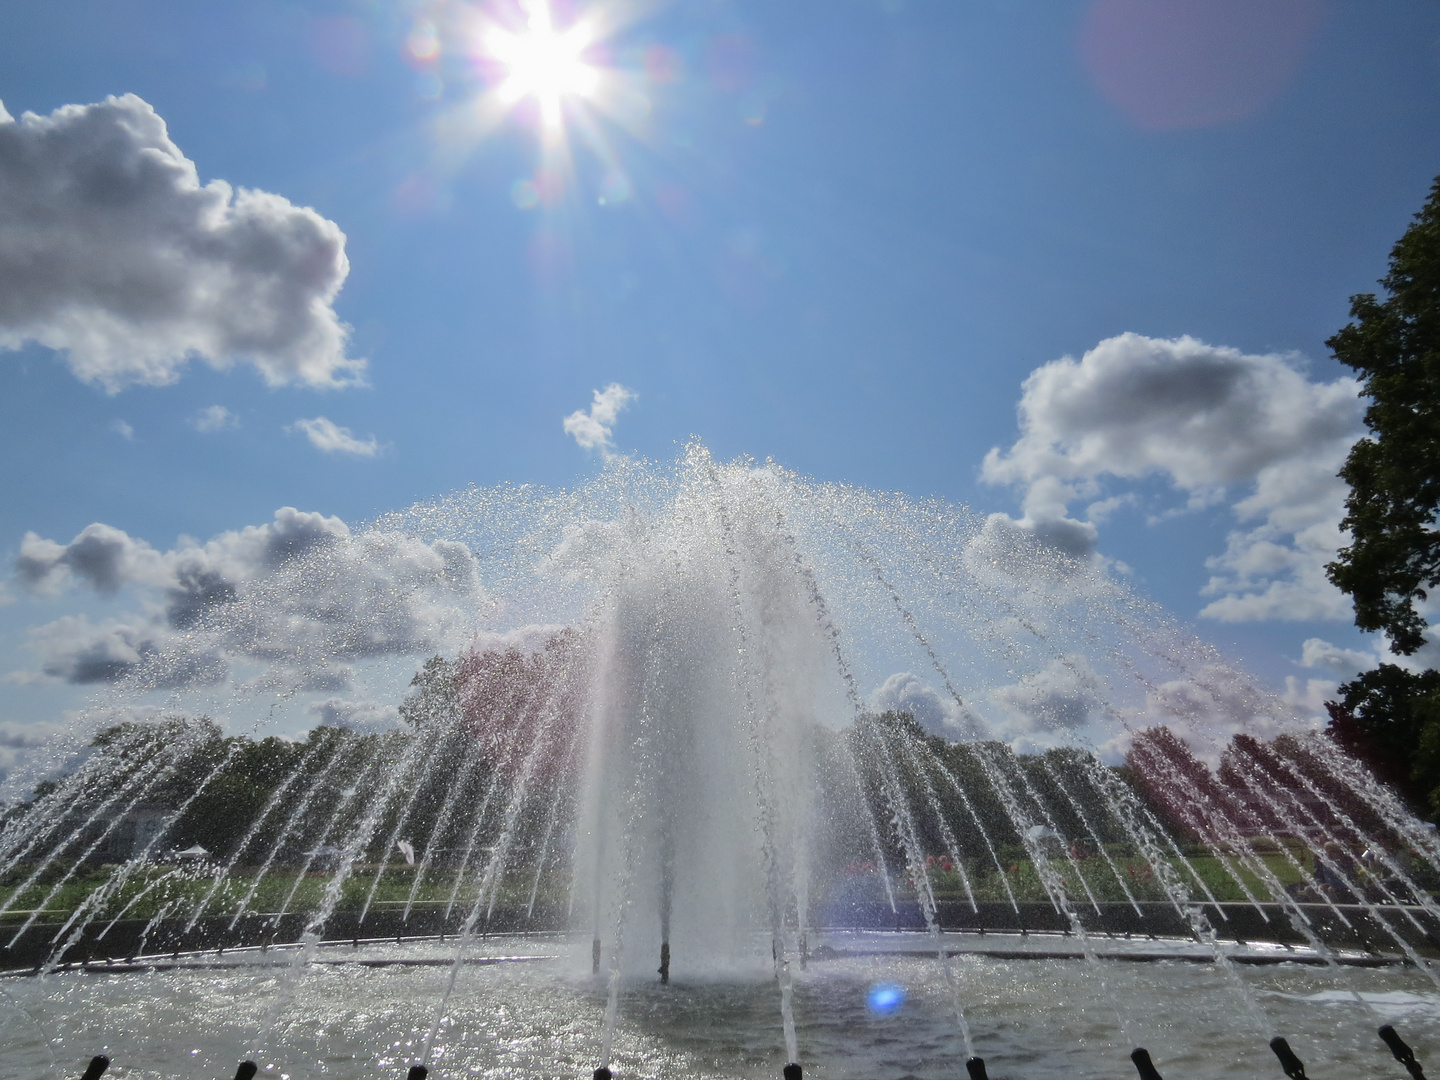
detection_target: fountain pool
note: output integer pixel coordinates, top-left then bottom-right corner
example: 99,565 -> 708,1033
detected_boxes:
2,935 -> 1438,1079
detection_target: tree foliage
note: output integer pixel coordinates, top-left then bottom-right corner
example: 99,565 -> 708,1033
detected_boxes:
1323,174 -> 1440,815
1327,175 -> 1440,653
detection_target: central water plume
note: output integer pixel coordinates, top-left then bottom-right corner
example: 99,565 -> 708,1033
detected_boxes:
572,458 -> 836,985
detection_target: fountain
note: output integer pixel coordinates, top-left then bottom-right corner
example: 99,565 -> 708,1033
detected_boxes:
1,443 -> 1438,1079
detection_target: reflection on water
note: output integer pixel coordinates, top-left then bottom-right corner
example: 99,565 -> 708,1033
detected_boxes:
3,937 -> 1438,1079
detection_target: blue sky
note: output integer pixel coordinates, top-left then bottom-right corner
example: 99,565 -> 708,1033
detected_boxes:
1,0 -> 1439,747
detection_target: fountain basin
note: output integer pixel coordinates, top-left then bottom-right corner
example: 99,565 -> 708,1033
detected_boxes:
2,934 -> 1436,1080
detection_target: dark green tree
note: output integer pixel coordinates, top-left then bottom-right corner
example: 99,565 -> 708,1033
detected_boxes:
1326,174 -> 1440,813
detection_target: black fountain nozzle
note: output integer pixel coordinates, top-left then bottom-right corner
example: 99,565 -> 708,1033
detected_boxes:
593,1068 -> 613,1080
965,1056 -> 988,1080
1131,1047 -> 1164,1080
406,1066 -> 429,1080
234,1063 -> 258,1080
658,941 -> 670,984
1380,1024 -> 1428,1080
79,1055 -> 109,1080
783,1064 -> 803,1080
1270,1037 -> 1309,1080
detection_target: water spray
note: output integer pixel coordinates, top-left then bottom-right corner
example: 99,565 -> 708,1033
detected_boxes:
1270,1037 -> 1309,1080
1380,1024 -> 1427,1080
592,936 -> 602,974
1130,1047 -> 1164,1080
658,940 -> 670,984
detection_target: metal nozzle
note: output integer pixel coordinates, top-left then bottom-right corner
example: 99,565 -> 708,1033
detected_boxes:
965,1057 -> 988,1080
235,1064 -> 259,1080
1131,1047 -> 1164,1080
782,1064 -> 803,1080
79,1056 -> 110,1080
1380,1025 -> 1427,1080
1270,1037 -> 1308,1080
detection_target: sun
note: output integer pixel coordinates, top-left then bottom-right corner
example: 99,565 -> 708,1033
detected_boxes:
486,2 -> 600,129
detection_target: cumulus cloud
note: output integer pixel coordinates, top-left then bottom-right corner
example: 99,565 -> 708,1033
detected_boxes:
17,521 -> 166,596
0,719 -> 72,784
983,333 -> 1363,620
110,419 -> 134,440
0,94 -> 362,391
25,615 -> 225,687
289,415 -> 381,457
310,697 -> 397,732
191,405 -> 238,432
1299,637 -> 1374,677
869,672 -> 962,736
10,508 -> 483,686
990,656 -> 1104,747
563,383 -> 635,458
1142,663 -> 1297,754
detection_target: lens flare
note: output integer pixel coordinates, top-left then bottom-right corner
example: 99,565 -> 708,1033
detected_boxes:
867,983 -> 906,1015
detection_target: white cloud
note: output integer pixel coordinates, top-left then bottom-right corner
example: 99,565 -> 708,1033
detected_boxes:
0,94 -> 362,391
983,333 -> 1364,620
1299,637 -> 1375,677
1140,663 -> 1300,754
110,419 -> 134,440
1282,676 -> 1337,721
24,614 -> 225,687
191,405 -> 238,432
0,719 -> 72,784
563,383 -> 635,458
990,656 -> 1104,746
869,671 -> 962,735
17,521 -> 167,596
289,416 -> 381,457
310,697 -> 397,732
10,508 -> 483,685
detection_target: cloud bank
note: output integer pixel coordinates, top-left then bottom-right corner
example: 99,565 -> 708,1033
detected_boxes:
983,333 -> 1363,621
564,383 -> 635,458
12,508 -> 482,686
0,94 -> 362,391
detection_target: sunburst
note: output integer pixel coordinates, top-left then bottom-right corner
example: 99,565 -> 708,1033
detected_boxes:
485,2 -> 601,130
